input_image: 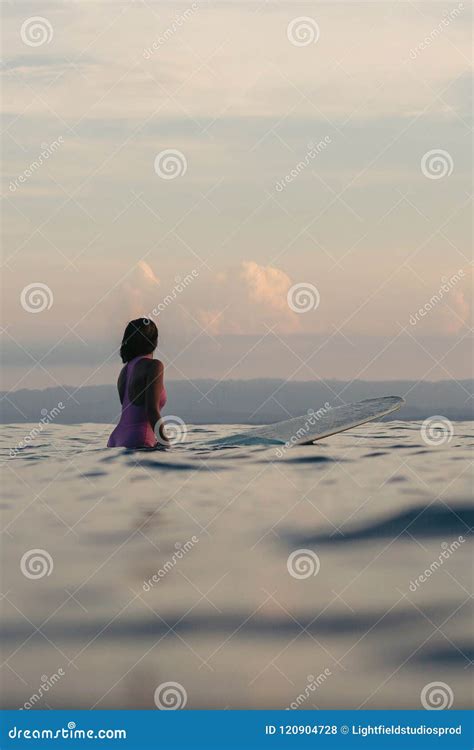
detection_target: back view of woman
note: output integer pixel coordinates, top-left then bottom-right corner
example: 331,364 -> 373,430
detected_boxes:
107,318 -> 167,448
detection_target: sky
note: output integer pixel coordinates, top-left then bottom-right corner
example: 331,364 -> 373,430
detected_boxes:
1,0 -> 472,391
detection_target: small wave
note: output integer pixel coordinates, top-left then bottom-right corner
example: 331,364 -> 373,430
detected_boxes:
282,504 -> 474,546
283,455 -> 340,465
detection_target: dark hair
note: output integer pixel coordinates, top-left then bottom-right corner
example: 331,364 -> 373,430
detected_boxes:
120,318 -> 158,363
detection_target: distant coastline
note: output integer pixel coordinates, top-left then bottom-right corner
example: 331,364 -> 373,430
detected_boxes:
1,379 -> 472,424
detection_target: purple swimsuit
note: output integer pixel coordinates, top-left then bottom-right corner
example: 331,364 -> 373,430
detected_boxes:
107,356 -> 167,449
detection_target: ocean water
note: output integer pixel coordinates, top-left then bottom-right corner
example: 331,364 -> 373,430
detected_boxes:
1,421 -> 472,710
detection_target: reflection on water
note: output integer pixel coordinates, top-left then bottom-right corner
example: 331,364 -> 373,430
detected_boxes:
0,421 -> 472,709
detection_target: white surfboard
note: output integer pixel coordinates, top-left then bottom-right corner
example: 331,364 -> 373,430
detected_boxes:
201,397 -> 404,448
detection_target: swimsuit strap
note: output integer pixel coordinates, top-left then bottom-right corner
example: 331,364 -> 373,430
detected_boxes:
123,356 -> 151,406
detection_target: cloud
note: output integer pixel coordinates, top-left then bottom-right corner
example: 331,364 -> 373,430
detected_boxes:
2,3 -> 470,123
196,261 -> 299,335
138,260 -> 160,286
1,1 -> 470,386
241,260 -> 290,312
240,260 -> 299,332
196,308 -> 232,336
441,281 -> 472,334
117,261 -> 161,320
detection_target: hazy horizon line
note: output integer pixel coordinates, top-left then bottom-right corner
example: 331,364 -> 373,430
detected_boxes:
4,376 -> 473,395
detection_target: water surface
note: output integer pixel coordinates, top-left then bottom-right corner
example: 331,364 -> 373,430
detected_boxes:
1,421 -> 472,709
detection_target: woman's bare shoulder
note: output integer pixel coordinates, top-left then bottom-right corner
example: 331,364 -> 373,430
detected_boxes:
145,358 -> 164,375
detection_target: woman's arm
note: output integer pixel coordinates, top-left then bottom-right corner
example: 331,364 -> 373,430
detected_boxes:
146,360 -> 168,445
117,367 -> 126,404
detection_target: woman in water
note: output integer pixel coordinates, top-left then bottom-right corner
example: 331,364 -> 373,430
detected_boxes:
107,318 -> 168,448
